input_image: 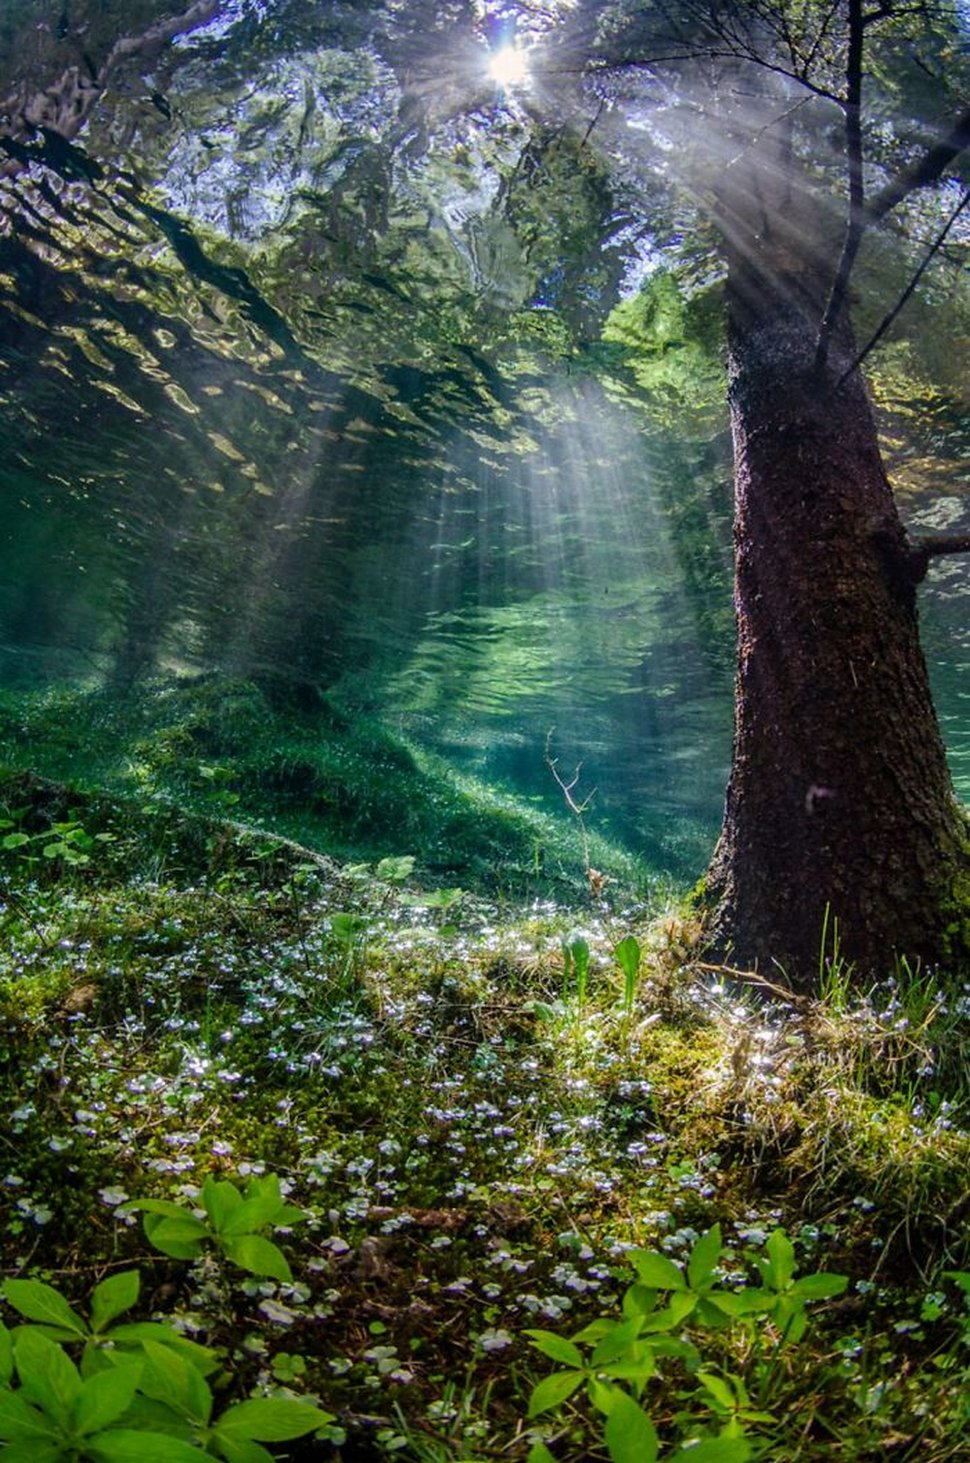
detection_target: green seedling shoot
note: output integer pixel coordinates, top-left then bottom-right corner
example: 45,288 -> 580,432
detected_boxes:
614,934 -> 642,1018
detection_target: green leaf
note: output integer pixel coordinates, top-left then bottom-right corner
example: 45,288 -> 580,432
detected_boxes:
523,1328 -> 585,1369
630,1251 -> 686,1290
763,1230 -> 796,1291
375,855 -> 415,882
212,1437 -> 276,1463
201,1177 -> 244,1232
696,1371 -> 736,1411
591,1318 -> 645,1369
2,832 -> 31,850
527,1446 -> 558,1463
0,1389 -> 61,1443
142,1214 -> 208,1261
687,1225 -> 723,1290
212,1397 -> 332,1442
3,1279 -> 87,1337
130,1200 -> 192,1220
70,1363 -> 143,1436
614,934 -> 641,981
0,1323 -> 13,1386
140,1340 -> 213,1426
91,1272 -> 141,1334
527,1370 -> 585,1417
668,1439 -> 752,1463
219,1197 -> 289,1240
0,1444 -> 62,1463
219,1235 -> 292,1283
14,1330 -> 81,1426
108,1324 -> 219,1375
790,1273 -> 849,1301
85,1430 -> 208,1462
603,1391 -> 659,1463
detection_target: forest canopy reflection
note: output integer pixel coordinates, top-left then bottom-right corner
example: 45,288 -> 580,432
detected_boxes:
0,0 -> 968,881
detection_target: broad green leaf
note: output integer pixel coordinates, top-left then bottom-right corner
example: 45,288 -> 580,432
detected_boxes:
0,1445 -> 61,1463
86,1429 -> 207,1462
527,1370 -> 585,1417
218,1196 -> 290,1240
696,1371 -> 736,1411
614,934 -> 641,980
3,1280 -> 87,1336
523,1329 -> 585,1369
527,1446 -> 558,1463
131,1200 -> 192,1220
603,1390 -> 659,1463
91,1272 -> 141,1334
2,832 -> 31,849
630,1250 -> 686,1290
0,1323 -> 12,1386
622,1283 -> 658,1318
687,1225 -> 723,1290
143,1214 -> 208,1261
704,1289 -> 773,1318
113,1394 -> 197,1437
70,1363 -> 143,1436
375,855 -> 415,882
14,1330 -> 81,1426
140,1340 -> 213,1426
763,1230 -> 796,1291
600,1354 -> 657,1385
591,1318 -> 644,1368
212,1437 -> 276,1463
0,1389 -> 61,1442
220,1235 -> 292,1283
790,1273 -> 849,1301
201,1177 -> 244,1231
212,1397 -> 332,1442
108,1323 -> 219,1375
668,1438 -> 752,1463
640,1291 -> 697,1331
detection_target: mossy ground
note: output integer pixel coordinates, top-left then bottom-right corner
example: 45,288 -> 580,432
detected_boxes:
0,689 -> 968,1461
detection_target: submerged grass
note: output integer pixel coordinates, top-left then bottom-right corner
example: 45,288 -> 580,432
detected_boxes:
0,745 -> 968,1459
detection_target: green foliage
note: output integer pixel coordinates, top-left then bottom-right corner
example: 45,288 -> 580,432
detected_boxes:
0,1275 -> 330,1460
524,1225 -> 847,1460
131,1174 -> 304,1283
600,270 -> 726,429
0,809 -> 115,871
613,934 -> 642,1018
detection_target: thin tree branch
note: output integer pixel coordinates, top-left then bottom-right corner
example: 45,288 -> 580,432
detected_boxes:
836,185 -> 970,387
866,106 -> 970,222
815,0 -> 866,374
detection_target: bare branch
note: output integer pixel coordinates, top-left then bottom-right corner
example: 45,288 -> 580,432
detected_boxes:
837,186 -> 970,387
910,534 -> 970,579
866,106 -> 970,222
815,0 -> 866,374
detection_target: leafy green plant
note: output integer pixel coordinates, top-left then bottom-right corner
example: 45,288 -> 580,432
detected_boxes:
0,1271 -> 331,1461
524,1225 -> 848,1462
614,934 -> 642,1019
1,1272 -> 216,1375
561,936 -> 591,1010
130,1173 -> 304,1284
0,814 -> 114,870
0,1322 -> 330,1461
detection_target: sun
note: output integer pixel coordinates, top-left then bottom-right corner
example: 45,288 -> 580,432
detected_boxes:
488,43 -> 529,89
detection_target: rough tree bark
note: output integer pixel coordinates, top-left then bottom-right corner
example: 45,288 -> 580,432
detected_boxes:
703,134 -> 969,987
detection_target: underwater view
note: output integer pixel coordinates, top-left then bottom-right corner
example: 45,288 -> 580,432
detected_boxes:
1,2 -> 970,1460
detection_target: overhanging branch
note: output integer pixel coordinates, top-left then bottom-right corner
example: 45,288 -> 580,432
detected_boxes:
866,105 -> 970,222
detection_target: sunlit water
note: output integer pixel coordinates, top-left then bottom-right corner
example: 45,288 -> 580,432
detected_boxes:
0,0 -> 968,876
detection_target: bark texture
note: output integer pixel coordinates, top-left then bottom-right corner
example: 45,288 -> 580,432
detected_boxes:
705,159 -> 968,987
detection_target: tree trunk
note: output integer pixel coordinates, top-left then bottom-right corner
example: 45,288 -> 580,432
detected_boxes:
705,212 -> 968,988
